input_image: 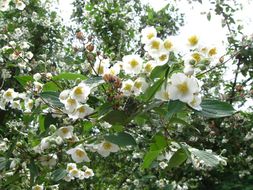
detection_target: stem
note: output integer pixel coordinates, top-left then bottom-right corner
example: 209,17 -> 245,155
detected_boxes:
229,59 -> 241,104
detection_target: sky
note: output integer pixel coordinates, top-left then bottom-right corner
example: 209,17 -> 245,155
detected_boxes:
58,0 -> 253,111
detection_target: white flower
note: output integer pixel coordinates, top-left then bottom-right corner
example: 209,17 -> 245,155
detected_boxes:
141,26 -> 157,44
70,83 -> 91,103
183,64 -> 195,76
66,145 -> 90,163
121,79 -> 134,96
155,85 -> 170,101
15,0 -> 26,11
155,53 -> 169,65
0,0 -> 10,11
33,73 -> 42,81
69,104 -> 94,120
39,154 -> 57,167
24,99 -> 33,112
58,126 -> 73,139
64,97 -> 78,113
59,90 -> 70,103
66,163 -> 77,172
33,82 -> 43,93
162,38 -> 174,53
20,41 -> 30,49
3,89 -> 17,102
69,168 -> 80,178
159,161 -> 168,169
168,73 -> 200,103
97,141 -> 120,157
10,100 -> 22,110
187,35 -> 199,47
122,55 -> 143,76
32,184 -> 43,190
144,37 -> 163,57
46,73 -> 53,80
188,95 -> 202,111
79,168 -> 94,179
132,77 -> 148,96
105,63 -> 120,76
143,60 -> 156,74
26,51 -> 33,59
93,58 -> 110,76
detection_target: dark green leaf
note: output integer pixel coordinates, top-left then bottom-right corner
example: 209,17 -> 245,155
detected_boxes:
43,81 -> 60,92
15,76 -> 34,87
166,100 -> 185,118
51,168 -> 68,182
141,78 -> 164,102
167,148 -> 188,168
197,99 -> 235,118
104,132 -> 136,146
40,91 -> 63,107
150,64 -> 169,80
102,110 -> 130,125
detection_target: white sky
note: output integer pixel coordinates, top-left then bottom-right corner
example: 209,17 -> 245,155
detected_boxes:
58,0 -> 253,111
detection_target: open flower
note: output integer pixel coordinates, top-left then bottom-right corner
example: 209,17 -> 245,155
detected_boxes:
67,145 -> 90,163
3,89 -> 18,102
122,55 -> 143,76
141,26 -> 157,44
64,97 -> 78,113
121,79 -> 134,96
144,37 -> 163,57
58,126 -> 73,139
15,0 -> 26,10
32,185 -> 43,190
69,104 -> 94,120
80,168 -> 94,179
168,73 -> 200,103
97,141 -> 120,157
70,83 -> 91,103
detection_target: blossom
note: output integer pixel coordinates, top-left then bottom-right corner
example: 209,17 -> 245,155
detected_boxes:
141,26 -> 157,44
143,60 -> 156,74
0,0 -> 10,11
144,37 -> 163,57
122,55 -> 143,75
162,38 -> 174,53
57,126 -> 73,139
24,99 -> 33,112
70,83 -> 91,103
132,77 -> 148,96
33,73 -> 42,81
15,0 -> 26,11
3,89 -> 17,102
121,79 -> 134,96
69,104 -> 94,120
64,97 -> 78,113
66,145 -> 90,163
155,53 -> 169,65
155,85 -> 170,101
96,141 -> 120,157
26,51 -> 33,59
187,95 -> 202,110
59,90 -> 70,103
93,58 -> 110,76
32,185 -> 43,190
187,35 -> 199,47
168,73 -> 200,103
80,168 -> 94,179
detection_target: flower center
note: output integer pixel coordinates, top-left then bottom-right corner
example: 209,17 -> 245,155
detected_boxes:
188,35 -> 198,46
74,87 -> 83,95
147,33 -> 154,40
151,40 -> 160,50
75,149 -> 85,157
177,82 -> 189,94
164,40 -> 173,50
103,142 -> 112,150
129,59 -> 138,68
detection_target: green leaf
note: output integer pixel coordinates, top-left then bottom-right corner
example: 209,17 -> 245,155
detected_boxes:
51,168 -> 68,182
167,148 -> 188,168
53,73 -> 86,80
39,115 -> 45,133
83,76 -> 103,87
0,157 -> 8,170
190,149 -> 220,167
142,134 -> 167,168
141,78 -> 164,102
142,150 -> 162,169
166,100 -> 185,118
102,110 -> 130,125
40,91 -> 63,107
15,76 -> 34,87
43,81 -> 60,92
83,121 -> 93,132
197,99 -> 235,118
29,160 -> 39,185
104,132 -> 136,146
150,64 -> 169,80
